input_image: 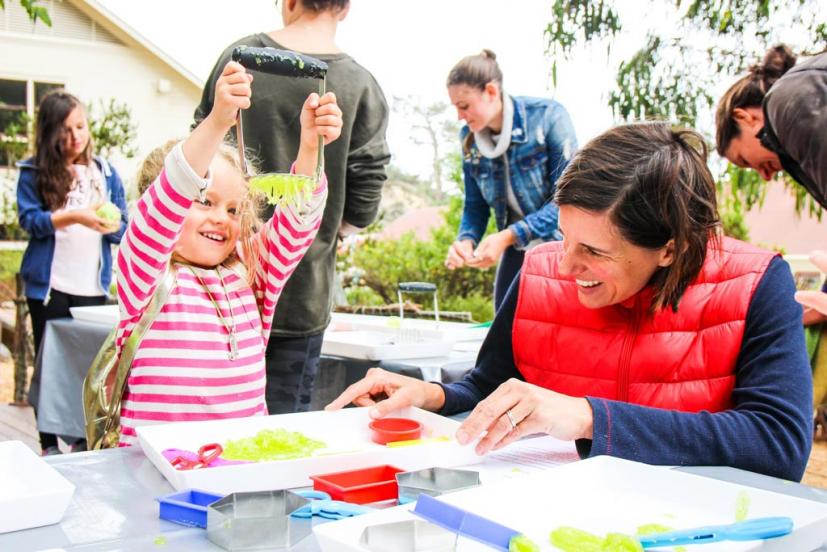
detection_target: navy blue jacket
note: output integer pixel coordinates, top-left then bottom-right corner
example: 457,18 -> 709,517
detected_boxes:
440,257 -> 813,481
16,157 -> 128,300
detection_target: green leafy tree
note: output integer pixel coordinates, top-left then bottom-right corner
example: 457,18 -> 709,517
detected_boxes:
0,0 -> 51,26
87,99 -> 138,160
393,96 -> 461,202
545,0 -> 827,238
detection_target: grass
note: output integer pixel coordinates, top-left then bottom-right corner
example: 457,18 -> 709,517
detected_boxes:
0,249 -> 23,299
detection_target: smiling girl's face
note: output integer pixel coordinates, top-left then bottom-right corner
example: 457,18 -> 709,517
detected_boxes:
174,156 -> 246,268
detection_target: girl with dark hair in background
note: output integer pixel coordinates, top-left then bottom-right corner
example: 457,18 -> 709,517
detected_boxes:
329,122 -> 813,482
16,90 -> 128,455
444,49 -> 577,309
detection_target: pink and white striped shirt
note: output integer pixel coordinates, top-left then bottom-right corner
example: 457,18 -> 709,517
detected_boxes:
116,144 -> 326,446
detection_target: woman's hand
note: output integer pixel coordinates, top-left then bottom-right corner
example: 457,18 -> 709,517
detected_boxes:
208,61 -> 252,130
56,205 -> 118,233
445,239 -> 475,270
325,367 -> 446,418
456,378 -> 593,456
296,92 -> 343,177
795,250 -> 827,317
466,229 -> 515,269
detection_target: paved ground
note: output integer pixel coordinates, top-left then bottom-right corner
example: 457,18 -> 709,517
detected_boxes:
1,359 -> 825,487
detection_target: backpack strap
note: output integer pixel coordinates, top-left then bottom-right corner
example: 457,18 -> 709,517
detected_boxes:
101,267 -> 178,438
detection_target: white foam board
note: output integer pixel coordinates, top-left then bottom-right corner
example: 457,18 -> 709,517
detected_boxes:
322,330 -> 455,360
314,455 -> 827,552
69,304 -> 119,326
137,407 -> 481,494
0,441 -> 75,534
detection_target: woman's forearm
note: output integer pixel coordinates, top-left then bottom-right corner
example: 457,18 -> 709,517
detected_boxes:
50,210 -> 77,230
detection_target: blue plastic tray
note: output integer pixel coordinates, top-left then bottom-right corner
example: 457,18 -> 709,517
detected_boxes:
156,489 -> 225,528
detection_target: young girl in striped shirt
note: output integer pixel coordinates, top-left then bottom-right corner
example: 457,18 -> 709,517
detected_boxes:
115,61 -> 342,446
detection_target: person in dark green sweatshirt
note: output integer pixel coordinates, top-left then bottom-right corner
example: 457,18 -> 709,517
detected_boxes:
194,0 -> 390,414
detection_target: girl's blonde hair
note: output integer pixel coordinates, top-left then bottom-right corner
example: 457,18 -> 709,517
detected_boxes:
136,140 -> 264,284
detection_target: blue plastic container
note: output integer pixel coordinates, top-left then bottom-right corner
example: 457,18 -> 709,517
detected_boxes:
156,489 -> 225,528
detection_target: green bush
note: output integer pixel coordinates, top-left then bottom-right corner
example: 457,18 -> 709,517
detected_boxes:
339,194 -> 498,323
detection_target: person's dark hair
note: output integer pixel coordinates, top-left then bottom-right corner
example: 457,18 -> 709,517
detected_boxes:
554,122 -> 720,312
447,49 -> 503,153
715,44 -> 796,156
34,90 -> 92,211
300,0 -> 348,12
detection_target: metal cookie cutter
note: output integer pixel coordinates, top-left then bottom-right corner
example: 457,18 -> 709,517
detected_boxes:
396,467 -> 481,505
206,490 -> 311,551
360,518 -> 457,552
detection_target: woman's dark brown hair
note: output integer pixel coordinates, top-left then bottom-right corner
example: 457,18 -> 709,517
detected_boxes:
554,122 -> 720,312
447,49 -> 503,154
34,90 -> 92,210
715,44 -> 796,156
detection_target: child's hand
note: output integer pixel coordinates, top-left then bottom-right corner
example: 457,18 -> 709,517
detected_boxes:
208,61 -> 253,130
300,92 -> 343,151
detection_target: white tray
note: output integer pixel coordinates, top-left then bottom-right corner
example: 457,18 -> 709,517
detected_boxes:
0,441 -> 75,534
136,407 -> 481,494
314,455 -> 827,552
69,304 -> 119,326
330,312 -> 489,343
322,330 -> 455,360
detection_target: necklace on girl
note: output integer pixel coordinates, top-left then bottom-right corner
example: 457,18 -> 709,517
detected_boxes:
188,265 -> 239,360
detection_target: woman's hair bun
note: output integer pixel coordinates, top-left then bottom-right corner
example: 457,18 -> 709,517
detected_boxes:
480,48 -> 497,60
758,44 -> 796,79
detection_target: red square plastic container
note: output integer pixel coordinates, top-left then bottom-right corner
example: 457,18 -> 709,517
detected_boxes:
309,465 -> 404,504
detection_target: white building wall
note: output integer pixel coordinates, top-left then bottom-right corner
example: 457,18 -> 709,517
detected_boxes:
0,32 -> 202,190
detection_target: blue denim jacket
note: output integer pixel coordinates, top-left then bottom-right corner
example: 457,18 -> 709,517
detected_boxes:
457,96 -> 577,248
16,156 -> 127,300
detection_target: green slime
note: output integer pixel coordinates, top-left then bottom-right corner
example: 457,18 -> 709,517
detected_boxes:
96,201 -> 121,223
549,527 -> 642,552
509,534 -> 541,552
735,490 -> 751,522
222,428 -> 326,461
249,173 -> 317,207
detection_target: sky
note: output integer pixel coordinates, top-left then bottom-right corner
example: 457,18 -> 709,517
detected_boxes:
96,0 -> 653,178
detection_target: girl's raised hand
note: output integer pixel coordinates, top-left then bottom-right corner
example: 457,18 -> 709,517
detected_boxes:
209,61 -> 253,129
300,92 -> 343,150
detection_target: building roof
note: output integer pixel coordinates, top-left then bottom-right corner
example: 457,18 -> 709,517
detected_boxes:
66,0 -> 203,89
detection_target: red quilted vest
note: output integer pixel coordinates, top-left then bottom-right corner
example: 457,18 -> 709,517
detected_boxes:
512,237 -> 776,412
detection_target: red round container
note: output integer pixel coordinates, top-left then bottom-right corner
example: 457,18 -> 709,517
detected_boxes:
368,418 -> 423,444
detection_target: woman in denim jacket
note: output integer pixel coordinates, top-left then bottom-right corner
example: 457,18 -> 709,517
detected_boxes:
444,50 -> 577,309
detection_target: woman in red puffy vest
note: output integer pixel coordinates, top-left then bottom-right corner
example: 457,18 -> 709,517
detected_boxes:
327,123 -> 813,481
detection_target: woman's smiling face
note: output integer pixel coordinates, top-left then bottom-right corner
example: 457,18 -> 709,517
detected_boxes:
557,205 -> 675,309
